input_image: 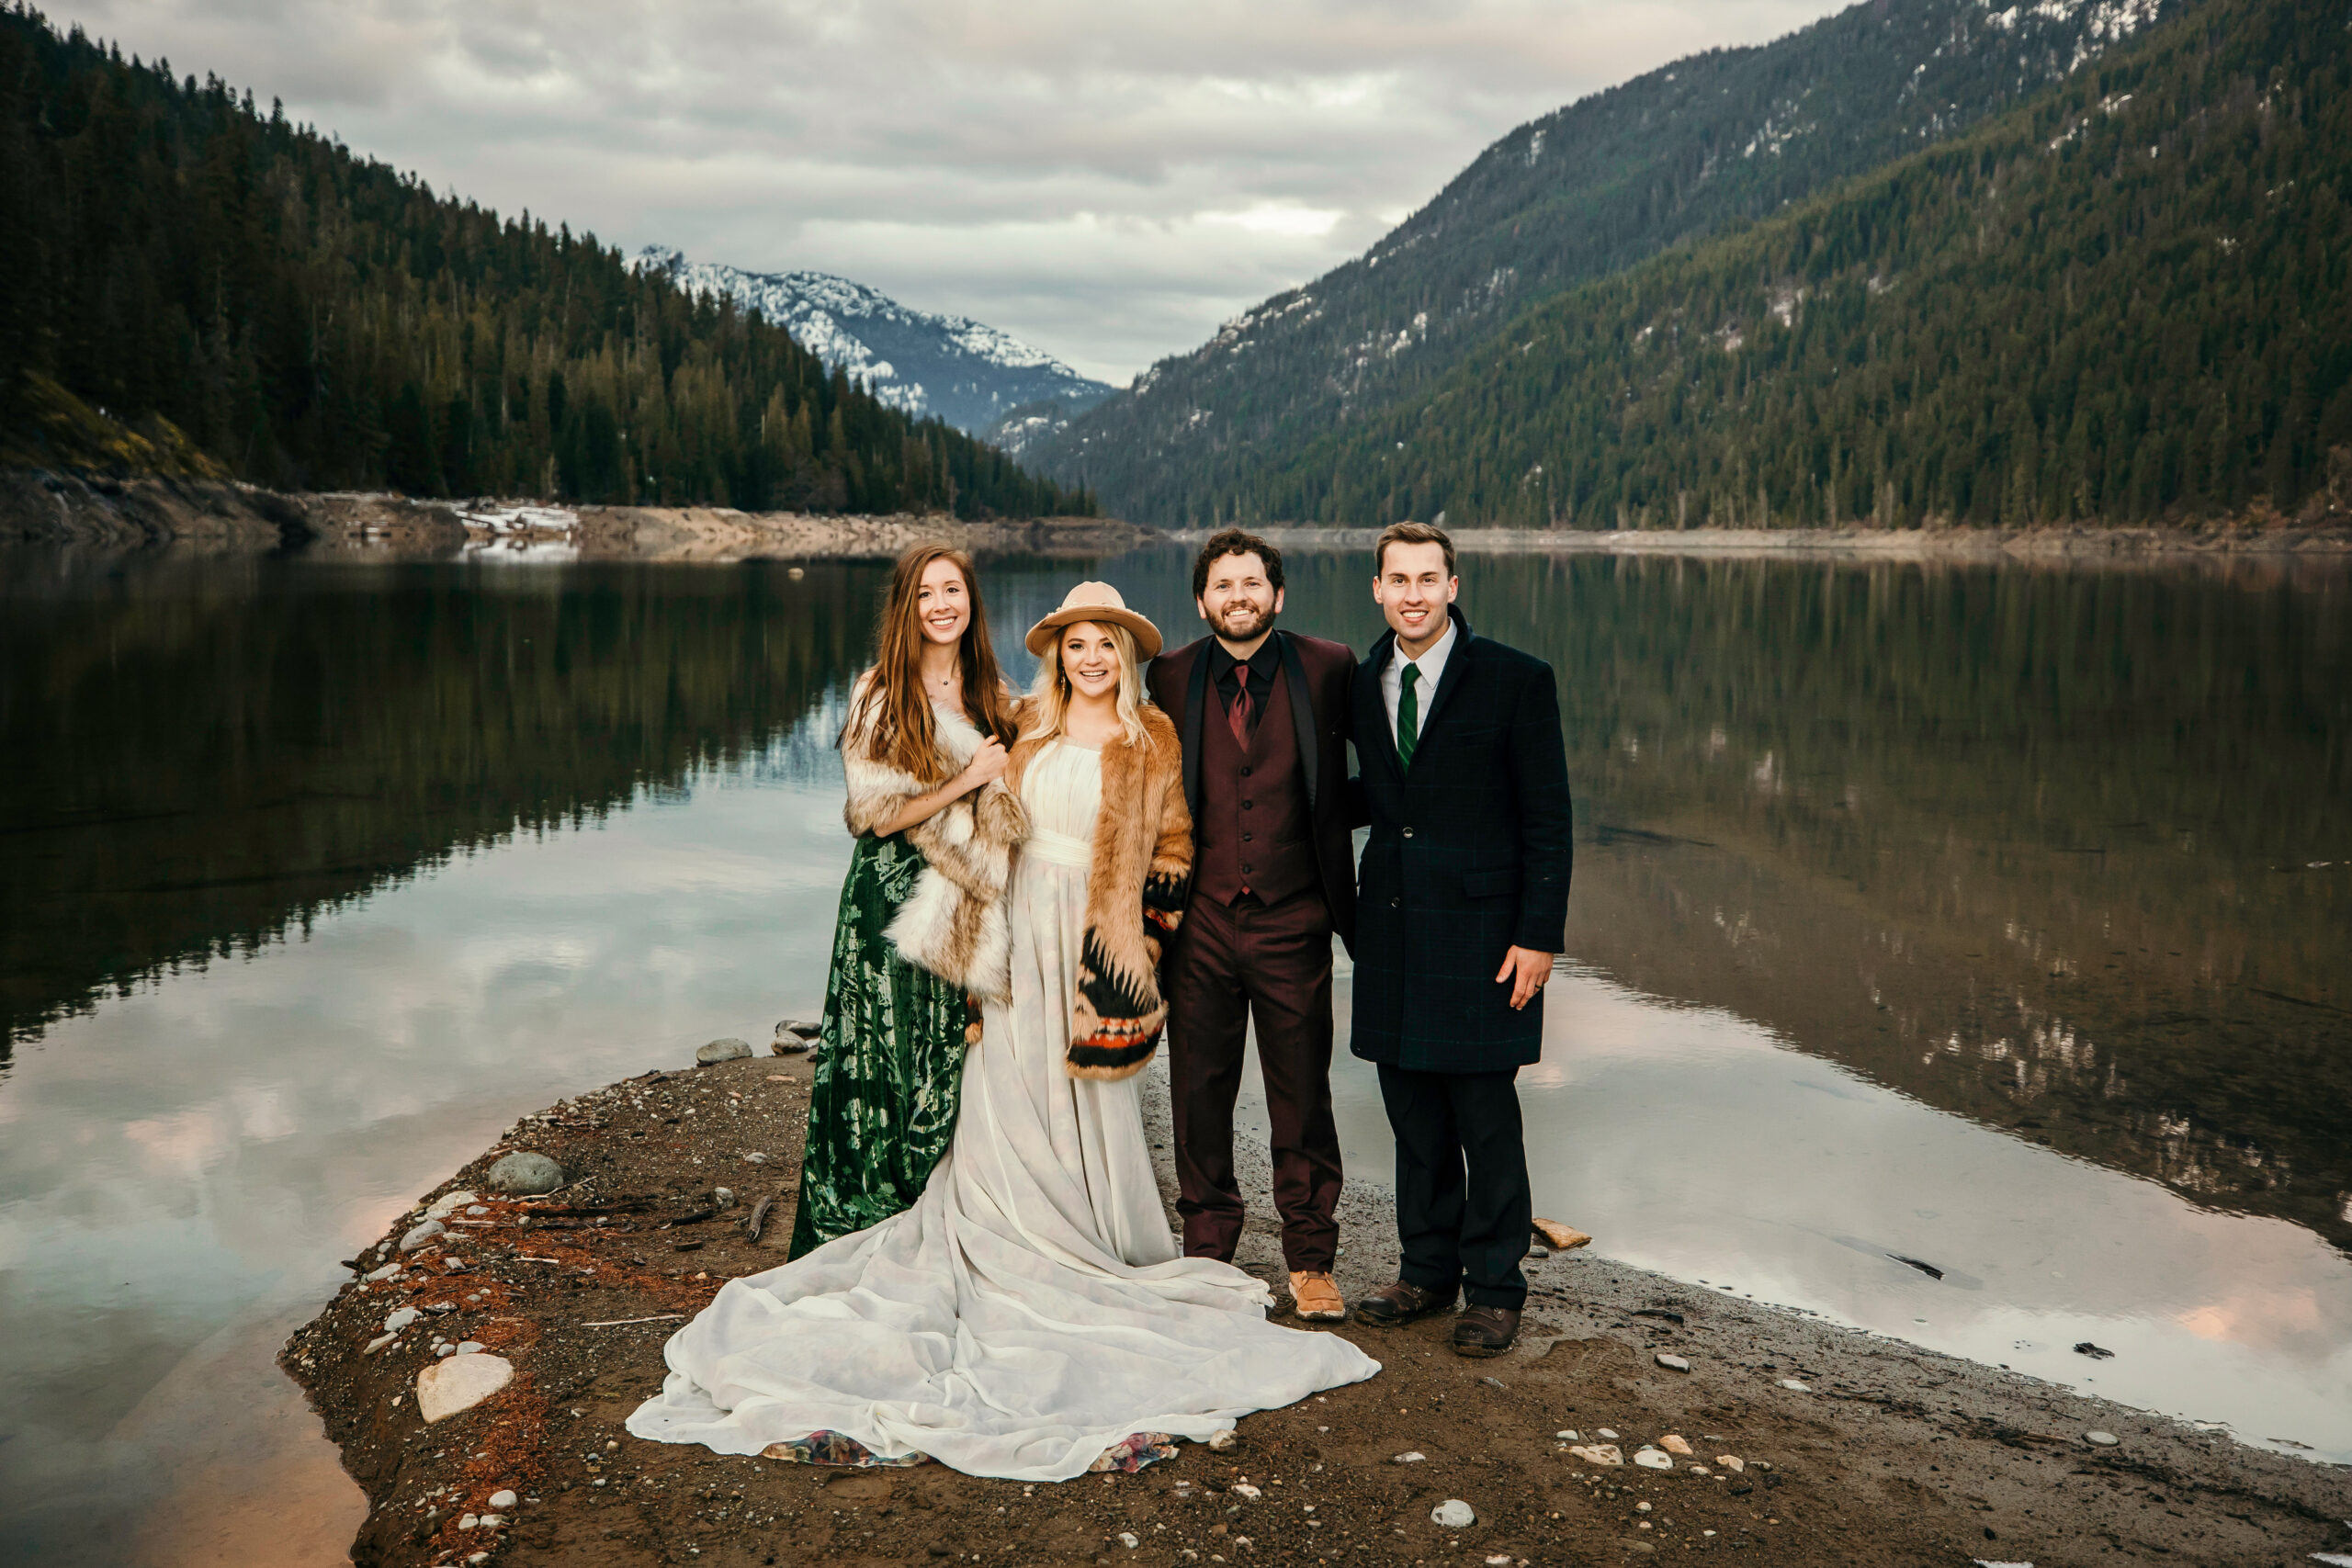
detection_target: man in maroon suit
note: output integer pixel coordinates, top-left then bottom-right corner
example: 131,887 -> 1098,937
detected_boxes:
1148,529 -> 1361,1323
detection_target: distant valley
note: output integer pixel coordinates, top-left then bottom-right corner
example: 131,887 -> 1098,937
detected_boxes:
635,248 -> 1112,440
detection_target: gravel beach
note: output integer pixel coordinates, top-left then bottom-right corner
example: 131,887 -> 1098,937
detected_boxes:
285,1049 -> 2352,1568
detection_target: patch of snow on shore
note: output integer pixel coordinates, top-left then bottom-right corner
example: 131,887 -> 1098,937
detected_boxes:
458,504 -> 577,535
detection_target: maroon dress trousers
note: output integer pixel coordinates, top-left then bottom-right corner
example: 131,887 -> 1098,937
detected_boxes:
1149,632 -> 1357,1273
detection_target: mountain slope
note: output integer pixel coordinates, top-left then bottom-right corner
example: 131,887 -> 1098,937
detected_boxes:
0,15 -> 1091,518
636,248 -> 1112,437
1025,0 -> 2186,523
1225,0 -> 2351,529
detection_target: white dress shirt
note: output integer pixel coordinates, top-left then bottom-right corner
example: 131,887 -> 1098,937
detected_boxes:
1379,615 -> 1459,746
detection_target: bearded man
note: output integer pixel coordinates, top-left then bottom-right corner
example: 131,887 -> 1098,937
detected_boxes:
1147,529 -> 1362,1323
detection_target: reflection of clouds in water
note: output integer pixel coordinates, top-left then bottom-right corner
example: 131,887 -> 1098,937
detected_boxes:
2177,1287 -> 2324,1344
121,1108 -> 235,1180
0,764 -> 856,1562
1328,964 -> 2352,1460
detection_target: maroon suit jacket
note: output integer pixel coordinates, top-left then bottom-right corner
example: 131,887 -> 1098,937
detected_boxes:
1148,630 -> 1360,954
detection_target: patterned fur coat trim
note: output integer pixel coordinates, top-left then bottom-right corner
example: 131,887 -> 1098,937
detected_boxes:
1005,704 -> 1193,1081
840,682 -> 1026,1006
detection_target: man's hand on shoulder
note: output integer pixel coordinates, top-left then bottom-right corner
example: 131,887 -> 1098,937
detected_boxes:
1495,945 -> 1555,1010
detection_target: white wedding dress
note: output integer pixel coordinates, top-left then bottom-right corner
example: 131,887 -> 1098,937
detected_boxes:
626,739 -> 1379,1481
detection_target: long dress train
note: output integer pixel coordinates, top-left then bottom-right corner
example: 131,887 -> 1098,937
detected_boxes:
627,739 -> 1380,1481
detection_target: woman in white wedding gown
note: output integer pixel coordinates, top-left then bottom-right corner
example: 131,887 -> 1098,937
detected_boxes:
627,582 -> 1378,1482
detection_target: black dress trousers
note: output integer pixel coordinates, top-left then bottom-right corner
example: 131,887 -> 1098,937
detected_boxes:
1374,1063 -> 1532,1310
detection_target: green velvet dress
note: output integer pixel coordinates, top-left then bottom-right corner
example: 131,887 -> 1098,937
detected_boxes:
787,829 -> 969,1258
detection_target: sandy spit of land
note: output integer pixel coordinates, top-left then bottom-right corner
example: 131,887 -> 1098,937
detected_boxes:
285,1047 -> 2351,1568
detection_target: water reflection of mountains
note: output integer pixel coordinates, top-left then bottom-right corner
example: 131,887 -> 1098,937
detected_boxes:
6,547 -> 2345,1252
0,556 -> 888,1058
1278,551 -> 2349,1254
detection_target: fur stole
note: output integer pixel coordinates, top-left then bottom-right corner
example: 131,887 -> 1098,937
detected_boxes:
1004,704 -> 1193,1081
840,677 -> 1025,1005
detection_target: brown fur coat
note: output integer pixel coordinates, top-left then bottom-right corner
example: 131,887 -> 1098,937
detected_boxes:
840,677 -> 1026,1005
1005,704 -> 1193,1080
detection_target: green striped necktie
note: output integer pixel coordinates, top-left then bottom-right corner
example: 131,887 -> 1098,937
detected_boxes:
1397,662 -> 1420,771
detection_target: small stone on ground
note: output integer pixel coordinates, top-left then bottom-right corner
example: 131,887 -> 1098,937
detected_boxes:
486,1151 -> 563,1194
416,1351 -> 514,1423
1531,1218 -> 1592,1250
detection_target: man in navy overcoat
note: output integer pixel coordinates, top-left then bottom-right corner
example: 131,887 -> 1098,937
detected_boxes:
1347,522 -> 1573,1356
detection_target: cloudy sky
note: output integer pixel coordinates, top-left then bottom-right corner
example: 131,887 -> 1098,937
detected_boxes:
56,0 -> 1848,383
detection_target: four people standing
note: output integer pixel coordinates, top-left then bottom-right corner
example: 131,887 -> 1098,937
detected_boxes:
633,523 -> 1572,1481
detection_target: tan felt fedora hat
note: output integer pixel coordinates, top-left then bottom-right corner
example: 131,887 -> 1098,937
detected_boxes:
1023,581 -> 1163,660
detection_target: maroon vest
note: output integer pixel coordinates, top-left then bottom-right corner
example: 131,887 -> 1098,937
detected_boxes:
1194,667 -> 1317,908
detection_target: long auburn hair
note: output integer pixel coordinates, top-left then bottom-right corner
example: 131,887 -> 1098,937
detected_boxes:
1023,619 -> 1152,752
850,544 -> 1018,781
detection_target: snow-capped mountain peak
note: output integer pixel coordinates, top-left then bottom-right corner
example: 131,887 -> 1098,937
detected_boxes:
634,247 -> 1109,437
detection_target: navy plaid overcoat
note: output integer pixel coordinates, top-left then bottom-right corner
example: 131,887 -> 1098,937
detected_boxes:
1347,608 -> 1573,1073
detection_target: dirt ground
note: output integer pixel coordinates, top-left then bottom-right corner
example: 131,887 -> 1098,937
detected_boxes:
285,1053 -> 2352,1568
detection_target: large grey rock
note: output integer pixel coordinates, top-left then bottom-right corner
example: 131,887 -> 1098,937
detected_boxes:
696,1037 -> 753,1065
486,1153 -> 563,1194
1430,1499 -> 1476,1529
417,1352 -> 514,1423
398,1219 -> 446,1252
771,1019 -> 820,1054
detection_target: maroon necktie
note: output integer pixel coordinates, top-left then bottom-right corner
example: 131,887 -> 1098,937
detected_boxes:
1227,682 -> 1253,747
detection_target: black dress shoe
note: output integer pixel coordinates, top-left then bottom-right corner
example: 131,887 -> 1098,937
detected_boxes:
1351,1280 -> 1459,1326
1452,1304 -> 1521,1357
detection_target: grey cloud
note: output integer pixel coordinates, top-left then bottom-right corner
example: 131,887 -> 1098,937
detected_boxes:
58,0 -> 1846,382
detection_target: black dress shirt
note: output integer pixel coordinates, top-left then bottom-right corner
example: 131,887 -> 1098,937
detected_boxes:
1208,636 -> 1281,739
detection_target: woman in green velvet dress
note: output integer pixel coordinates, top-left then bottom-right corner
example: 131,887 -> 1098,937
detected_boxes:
787,544 -> 1023,1258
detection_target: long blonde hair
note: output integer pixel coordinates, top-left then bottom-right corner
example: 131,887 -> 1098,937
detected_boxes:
848,543 -> 1018,781
1024,619 -> 1152,750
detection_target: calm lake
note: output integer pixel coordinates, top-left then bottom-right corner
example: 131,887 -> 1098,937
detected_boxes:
2,542 -> 2347,1564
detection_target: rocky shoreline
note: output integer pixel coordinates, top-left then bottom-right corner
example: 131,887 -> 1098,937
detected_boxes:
0,471 -> 1153,558
1218,522 -> 2352,561
11,469 -> 2351,565
285,1041 -> 2352,1568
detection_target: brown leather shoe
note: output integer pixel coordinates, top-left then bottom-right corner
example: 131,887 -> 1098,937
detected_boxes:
1351,1280 -> 1458,1326
1452,1304 -> 1521,1358
1289,1270 -> 1347,1322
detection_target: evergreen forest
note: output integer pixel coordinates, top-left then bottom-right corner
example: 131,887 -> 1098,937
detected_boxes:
1043,0 -> 2348,531
1025,0 -> 2194,525
0,6 -> 1093,517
